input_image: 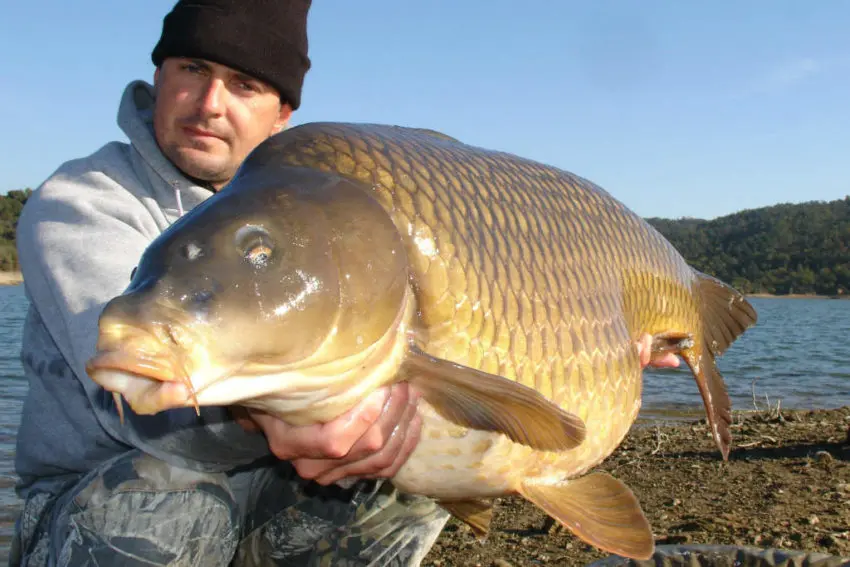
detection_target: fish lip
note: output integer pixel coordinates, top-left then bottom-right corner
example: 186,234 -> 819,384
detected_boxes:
86,349 -> 181,383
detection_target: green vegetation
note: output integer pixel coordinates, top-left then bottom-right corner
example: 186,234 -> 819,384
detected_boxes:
1,188 -> 848,295
1,189 -> 32,271
647,197 -> 850,296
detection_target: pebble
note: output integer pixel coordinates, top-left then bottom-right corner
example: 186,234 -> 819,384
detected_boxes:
815,450 -> 835,464
492,560 -> 513,567
806,515 -> 820,525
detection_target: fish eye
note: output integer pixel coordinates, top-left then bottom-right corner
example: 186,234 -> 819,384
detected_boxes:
245,243 -> 273,268
235,225 -> 275,269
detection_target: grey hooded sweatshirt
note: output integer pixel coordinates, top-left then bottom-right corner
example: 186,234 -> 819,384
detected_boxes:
14,80 -> 270,498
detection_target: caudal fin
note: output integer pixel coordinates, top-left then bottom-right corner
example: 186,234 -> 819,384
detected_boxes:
685,272 -> 758,459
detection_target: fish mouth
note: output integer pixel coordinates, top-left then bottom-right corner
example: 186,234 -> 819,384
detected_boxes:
86,318 -> 206,418
86,348 -> 202,418
86,349 -> 181,383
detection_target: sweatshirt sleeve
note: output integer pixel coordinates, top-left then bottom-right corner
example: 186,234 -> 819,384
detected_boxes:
16,155 -> 271,472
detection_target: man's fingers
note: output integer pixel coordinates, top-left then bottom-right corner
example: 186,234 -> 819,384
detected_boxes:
372,411 -> 422,478
340,383 -> 413,462
311,399 -> 422,486
637,334 -> 652,367
318,387 -> 392,458
650,352 -> 681,368
261,387 -> 390,461
230,406 -> 261,432
249,412 -> 315,460
637,334 -> 682,369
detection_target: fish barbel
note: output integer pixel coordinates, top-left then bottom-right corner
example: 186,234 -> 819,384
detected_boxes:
87,122 -> 757,560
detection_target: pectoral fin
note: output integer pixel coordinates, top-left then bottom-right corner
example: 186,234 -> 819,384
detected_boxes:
438,499 -> 494,539
402,347 -> 585,451
518,472 -> 654,560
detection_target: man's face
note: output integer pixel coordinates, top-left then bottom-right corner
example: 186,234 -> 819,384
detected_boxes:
153,58 -> 293,190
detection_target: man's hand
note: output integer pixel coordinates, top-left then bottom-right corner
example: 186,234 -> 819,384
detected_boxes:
637,333 -> 681,369
233,383 -> 421,486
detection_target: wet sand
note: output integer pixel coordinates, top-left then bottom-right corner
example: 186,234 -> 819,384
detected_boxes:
424,406 -> 850,566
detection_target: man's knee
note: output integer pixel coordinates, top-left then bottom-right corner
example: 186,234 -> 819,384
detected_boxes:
24,451 -> 241,567
233,471 -> 449,567
338,485 -> 451,567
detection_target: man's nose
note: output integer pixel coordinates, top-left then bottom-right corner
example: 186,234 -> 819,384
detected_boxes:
198,79 -> 226,116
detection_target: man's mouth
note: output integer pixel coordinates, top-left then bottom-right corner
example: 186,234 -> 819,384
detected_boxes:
182,125 -> 224,141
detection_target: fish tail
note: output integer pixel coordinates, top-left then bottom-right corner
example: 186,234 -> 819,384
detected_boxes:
683,271 -> 758,460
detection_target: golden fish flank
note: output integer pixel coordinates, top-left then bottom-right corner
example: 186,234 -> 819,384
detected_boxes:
86,122 -> 757,561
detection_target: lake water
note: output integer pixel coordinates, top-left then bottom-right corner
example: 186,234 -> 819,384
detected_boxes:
0,284 -> 848,559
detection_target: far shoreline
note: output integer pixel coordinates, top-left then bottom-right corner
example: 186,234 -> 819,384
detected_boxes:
0,271 -> 23,286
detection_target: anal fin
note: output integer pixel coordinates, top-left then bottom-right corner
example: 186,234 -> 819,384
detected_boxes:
402,347 -> 585,452
518,472 -> 654,560
438,499 -> 494,540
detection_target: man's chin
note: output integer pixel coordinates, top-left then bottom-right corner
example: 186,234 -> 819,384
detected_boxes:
169,149 -> 232,186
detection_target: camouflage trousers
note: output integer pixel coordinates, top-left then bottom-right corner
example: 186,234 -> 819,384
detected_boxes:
10,450 -> 450,567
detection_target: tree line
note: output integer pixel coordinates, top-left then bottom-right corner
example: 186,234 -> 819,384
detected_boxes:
0,189 -> 31,271
2,188 -> 849,295
647,196 -> 850,296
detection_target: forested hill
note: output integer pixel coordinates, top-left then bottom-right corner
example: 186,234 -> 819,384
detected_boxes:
2,188 -> 849,295
0,189 -> 31,271
647,197 -> 850,296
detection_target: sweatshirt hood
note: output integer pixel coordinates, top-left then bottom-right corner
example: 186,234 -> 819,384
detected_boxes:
116,80 -> 213,216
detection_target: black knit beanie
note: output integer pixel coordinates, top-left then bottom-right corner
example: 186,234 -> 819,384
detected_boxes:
151,0 -> 311,109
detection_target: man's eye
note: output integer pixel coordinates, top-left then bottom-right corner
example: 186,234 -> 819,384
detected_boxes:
182,62 -> 203,74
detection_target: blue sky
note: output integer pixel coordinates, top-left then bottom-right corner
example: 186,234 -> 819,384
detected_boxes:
2,1 -> 848,220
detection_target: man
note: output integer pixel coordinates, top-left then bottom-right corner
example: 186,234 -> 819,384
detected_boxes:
12,1 -> 679,565
11,1 -> 449,565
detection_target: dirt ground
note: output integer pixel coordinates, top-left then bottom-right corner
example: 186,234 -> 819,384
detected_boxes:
423,406 -> 850,566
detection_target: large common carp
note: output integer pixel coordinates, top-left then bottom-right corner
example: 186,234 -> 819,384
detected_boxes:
87,122 -> 757,560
